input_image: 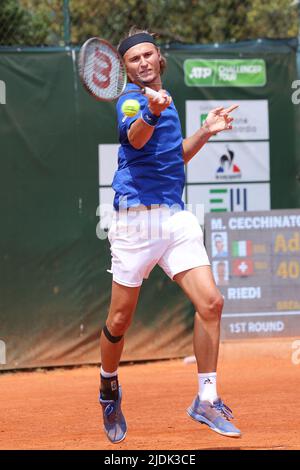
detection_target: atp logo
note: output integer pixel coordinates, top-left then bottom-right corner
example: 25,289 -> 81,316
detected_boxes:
189,66 -> 212,80
216,147 -> 241,180
0,80 -> 6,104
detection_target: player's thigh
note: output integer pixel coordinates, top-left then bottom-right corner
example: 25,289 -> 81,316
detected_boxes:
174,266 -> 223,315
106,280 -> 141,327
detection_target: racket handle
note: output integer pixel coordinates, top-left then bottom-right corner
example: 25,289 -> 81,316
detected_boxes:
143,86 -> 162,101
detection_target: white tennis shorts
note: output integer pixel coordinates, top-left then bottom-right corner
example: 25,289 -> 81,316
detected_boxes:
107,207 -> 210,287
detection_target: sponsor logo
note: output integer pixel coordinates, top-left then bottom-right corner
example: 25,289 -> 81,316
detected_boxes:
184,59 -> 266,87
93,48 -> 112,89
216,147 -> 241,180
209,187 -> 248,212
200,113 -> 208,127
111,380 -> 118,391
203,378 -> 213,385
186,99 -> 270,141
209,188 -> 228,212
0,80 -> 6,105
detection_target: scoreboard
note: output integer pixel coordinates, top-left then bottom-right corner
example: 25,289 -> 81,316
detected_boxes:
205,209 -> 300,339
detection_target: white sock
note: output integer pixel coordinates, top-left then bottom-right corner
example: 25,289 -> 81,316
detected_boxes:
100,366 -> 118,378
198,372 -> 218,404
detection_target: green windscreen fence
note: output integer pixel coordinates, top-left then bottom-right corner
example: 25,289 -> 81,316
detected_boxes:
0,39 -> 299,370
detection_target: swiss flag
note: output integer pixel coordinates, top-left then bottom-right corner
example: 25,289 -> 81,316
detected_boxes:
232,259 -> 254,277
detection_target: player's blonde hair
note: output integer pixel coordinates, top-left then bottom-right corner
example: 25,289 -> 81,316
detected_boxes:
118,26 -> 167,76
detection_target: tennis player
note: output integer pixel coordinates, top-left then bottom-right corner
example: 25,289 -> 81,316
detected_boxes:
99,27 -> 241,443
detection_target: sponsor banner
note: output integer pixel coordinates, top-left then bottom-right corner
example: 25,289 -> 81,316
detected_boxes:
99,187 -> 115,206
184,59 -> 266,87
99,144 -> 118,186
187,183 -> 271,214
186,142 -> 270,183
185,100 -> 269,141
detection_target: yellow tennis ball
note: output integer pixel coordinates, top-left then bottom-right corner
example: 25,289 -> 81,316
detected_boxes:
121,99 -> 140,117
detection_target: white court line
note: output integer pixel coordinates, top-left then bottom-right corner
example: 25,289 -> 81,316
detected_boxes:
222,311 -> 300,318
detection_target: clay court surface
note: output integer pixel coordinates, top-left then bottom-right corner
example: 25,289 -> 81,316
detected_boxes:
0,338 -> 299,450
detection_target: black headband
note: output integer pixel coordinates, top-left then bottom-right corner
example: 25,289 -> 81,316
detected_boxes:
118,33 -> 156,57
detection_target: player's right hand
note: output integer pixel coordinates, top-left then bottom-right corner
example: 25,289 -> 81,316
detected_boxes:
148,89 -> 172,116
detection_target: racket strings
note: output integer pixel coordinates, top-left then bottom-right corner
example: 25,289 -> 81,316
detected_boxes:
79,38 -> 162,101
83,41 -> 126,100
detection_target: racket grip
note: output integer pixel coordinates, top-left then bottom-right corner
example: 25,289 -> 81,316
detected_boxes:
143,87 -> 162,101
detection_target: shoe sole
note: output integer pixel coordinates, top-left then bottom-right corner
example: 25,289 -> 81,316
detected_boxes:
187,409 -> 241,438
104,427 -> 127,444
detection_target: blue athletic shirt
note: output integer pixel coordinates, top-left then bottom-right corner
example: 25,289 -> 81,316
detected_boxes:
112,83 -> 185,210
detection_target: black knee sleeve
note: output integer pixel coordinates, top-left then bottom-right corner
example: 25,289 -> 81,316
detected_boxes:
102,324 -> 123,343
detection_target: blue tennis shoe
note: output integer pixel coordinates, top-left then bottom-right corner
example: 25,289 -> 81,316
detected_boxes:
99,386 -> 127,443
187,396 -> 241,438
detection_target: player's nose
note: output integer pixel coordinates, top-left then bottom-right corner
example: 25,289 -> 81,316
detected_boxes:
140,55 -> 148,66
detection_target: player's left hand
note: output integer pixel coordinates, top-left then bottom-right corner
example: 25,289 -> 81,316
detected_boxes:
203,104 -> 239,135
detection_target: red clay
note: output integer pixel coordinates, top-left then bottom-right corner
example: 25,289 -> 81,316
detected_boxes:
0,338 -> 299,450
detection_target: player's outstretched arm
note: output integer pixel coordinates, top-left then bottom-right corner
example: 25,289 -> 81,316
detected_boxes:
182,105 -> 238,164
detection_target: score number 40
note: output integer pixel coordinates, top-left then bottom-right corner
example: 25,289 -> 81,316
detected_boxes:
276,261 -> 300,279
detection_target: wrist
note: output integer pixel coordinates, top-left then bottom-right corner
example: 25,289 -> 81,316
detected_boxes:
202,120 -> 215,137
148,104 -> 161,117
141,105 -> 160,127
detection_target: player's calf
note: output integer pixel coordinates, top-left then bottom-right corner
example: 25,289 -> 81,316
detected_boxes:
99,326 -> 127,443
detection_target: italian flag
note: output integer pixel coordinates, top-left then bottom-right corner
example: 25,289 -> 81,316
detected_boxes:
232,240 -> 252,257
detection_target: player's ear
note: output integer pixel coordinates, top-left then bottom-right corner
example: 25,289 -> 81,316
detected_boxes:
157,48 -> 167,75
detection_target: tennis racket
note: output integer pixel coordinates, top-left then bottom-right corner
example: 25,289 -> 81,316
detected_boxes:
78,37 -> 162,102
